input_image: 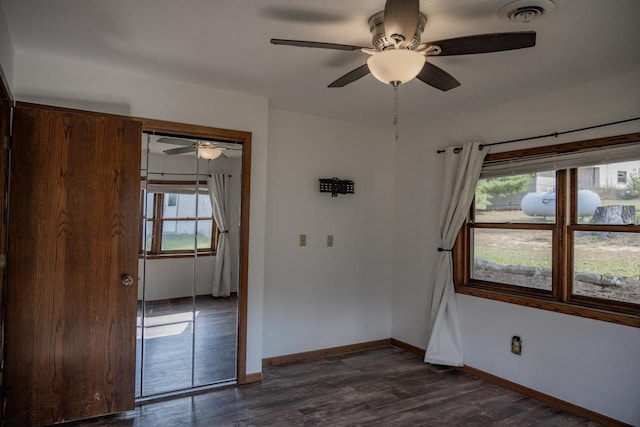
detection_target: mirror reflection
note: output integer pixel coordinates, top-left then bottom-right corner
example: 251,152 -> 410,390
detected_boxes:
137,133 -> 242,397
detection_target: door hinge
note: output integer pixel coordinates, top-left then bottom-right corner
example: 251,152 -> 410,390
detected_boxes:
0,252 -> 6,268
3,135 -> 9,150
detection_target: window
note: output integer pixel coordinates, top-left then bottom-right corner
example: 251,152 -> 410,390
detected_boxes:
141,184 -> 218,256
617,170 -> 627,184
456,134 -> 640,326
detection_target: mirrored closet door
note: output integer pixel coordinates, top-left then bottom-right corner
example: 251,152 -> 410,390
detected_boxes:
137,132 -> 242,398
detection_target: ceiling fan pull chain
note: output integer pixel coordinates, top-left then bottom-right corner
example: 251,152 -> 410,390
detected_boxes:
393,81 -> 399,142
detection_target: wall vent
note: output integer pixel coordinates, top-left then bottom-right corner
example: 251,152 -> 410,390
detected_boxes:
498,0 -> 555,23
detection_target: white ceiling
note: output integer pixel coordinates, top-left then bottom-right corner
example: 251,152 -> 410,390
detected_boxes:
2,0 -> 640,129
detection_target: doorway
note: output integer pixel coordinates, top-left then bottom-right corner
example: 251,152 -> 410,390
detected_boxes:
136,119 -> 251,397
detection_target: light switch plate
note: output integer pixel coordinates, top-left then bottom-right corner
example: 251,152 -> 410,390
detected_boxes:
299,234 -> 306,247
327,235 -> 334,247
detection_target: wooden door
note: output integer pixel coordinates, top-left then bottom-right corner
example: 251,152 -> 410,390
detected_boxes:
4,103 -> 141,426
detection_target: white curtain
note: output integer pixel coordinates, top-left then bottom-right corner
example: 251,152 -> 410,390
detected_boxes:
425,142 -> 486,366
208,174 -> 231,297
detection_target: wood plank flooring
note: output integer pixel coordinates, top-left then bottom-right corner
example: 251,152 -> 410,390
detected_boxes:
66,346 -> 600,426
137,295 -> 238,396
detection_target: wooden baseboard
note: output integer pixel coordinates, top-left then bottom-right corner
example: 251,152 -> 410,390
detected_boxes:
459,365 -> 628,426
240,372 -> 263,384
262,339 -> 391,368
389,338 -> 426,357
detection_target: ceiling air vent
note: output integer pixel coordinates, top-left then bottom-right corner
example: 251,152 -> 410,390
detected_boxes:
498,0 -> 555,23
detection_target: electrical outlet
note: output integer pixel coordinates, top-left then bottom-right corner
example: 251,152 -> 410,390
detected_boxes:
299,234 -> 306,247
327,235 -> 334,247
511,336 -> 522,355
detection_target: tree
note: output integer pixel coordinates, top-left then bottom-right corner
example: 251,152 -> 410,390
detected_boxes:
626,168 -> 640,194
476,175 -> 532,207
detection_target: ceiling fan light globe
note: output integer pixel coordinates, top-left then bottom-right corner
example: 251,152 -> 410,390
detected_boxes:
367,49 -> 425,85
198,147 -> 224,160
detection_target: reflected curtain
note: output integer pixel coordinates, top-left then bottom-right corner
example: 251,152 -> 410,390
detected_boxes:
425,142 -> 486,366
208,174 -> 231,297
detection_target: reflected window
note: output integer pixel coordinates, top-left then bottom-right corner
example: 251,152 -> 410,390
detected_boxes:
140,185 -> 218,256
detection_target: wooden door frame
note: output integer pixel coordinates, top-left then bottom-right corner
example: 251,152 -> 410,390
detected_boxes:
0,64 -> 14,422
138,117 -> 251,384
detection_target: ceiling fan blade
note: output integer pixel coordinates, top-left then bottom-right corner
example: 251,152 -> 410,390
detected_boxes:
416,62 -> 460,91
384,0 -> 419,45
328,64 -> 371,88
262,7 -> 347,24
163,146 -> 196,155
426,32 -> 536,56
157,137 -> 194,146
270,39 -> 366,51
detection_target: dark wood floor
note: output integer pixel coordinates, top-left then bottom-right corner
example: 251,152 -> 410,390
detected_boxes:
137,295 -> 238,396
67,346 -> 599,426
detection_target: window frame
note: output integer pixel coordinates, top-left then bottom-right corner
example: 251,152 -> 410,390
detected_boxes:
140,181 -> 219,258
454,133 -> 640,328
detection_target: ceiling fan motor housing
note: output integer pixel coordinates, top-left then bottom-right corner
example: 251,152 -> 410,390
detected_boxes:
368,11 -> 427,50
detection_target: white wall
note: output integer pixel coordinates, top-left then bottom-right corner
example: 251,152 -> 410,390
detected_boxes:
263,109 -> 395,357
13,50 -> 268,375
138,257 -> 214,301
0,1 -> 13,87
391,123 -> 442,348
458,295 -> 640,425
393,69 -> 640,425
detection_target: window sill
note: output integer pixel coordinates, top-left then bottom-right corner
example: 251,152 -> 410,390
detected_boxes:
456,285 -> 640,328
139,252 -> 216,260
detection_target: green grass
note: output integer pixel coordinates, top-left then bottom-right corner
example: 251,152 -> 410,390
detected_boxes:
144,233 -> 211,251
573,257 -> 640,279
475,230 -> 640,279
162,233 -> 211,250
475,196 -> 640,278
474,248 -> 551,269
476,247 -> 639,279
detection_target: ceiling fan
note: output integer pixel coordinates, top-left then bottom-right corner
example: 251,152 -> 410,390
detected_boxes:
270,0 -> 536,91
157,137 -> 241,160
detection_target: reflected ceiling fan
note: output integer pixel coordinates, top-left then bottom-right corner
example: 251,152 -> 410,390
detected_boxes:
270,0 -> 536,90
158,137 -> 241,160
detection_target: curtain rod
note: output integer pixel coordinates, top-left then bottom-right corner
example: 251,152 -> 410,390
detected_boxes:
146,172 -> 212,177
436,116 -> 640,154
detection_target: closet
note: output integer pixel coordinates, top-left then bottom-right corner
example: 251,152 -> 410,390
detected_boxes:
137,133 -> 242,397
2,103 -> 252,426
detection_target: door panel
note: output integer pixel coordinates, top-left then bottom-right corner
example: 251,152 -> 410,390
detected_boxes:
4,104 -> 141,426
